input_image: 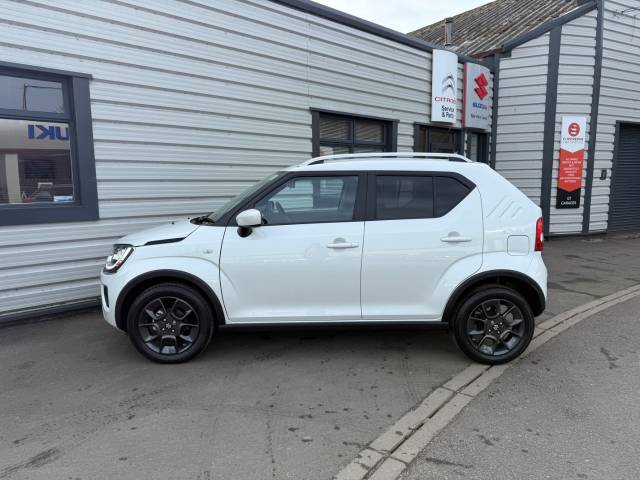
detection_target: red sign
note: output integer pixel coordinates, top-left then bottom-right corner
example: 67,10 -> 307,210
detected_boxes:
474,73 -> 489,100
568,122 -> 580,137
556,117 -> 586,209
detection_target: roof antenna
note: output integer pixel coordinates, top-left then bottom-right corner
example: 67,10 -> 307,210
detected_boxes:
444,17 -> 453,47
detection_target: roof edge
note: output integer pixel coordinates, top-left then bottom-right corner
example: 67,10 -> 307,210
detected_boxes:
494,0 -> 597,56
271,0 -> 494,69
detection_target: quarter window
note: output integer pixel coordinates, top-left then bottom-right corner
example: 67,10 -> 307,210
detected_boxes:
435,176 -> 471,216
375,176 -> 434,220
255,176 -> 359,225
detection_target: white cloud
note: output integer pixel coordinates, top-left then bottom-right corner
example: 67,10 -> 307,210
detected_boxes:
313,0 -> 490,33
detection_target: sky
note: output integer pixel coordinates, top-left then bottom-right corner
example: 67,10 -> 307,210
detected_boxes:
313,0 -> 490,33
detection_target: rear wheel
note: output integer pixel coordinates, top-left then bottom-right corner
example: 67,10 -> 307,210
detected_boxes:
451,286 -> 534,365
127,283 -> 214,363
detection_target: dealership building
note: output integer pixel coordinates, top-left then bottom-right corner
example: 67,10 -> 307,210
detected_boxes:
0,0 -> 638,322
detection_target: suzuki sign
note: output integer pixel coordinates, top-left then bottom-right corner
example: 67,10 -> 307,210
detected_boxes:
463,62 -> 491,131
431,49 -> 458,123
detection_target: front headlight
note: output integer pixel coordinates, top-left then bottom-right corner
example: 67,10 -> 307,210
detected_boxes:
104,244 -> 134,273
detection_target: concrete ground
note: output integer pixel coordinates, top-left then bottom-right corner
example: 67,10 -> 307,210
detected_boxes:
1,233 -> 639,479
401,295 -> 640,480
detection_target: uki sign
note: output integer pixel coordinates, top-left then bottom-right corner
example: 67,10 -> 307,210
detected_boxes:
556,116 -> 587,209
463,63 -> 491,131
431,49 -> 458,123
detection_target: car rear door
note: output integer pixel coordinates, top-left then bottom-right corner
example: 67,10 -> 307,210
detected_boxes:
361,172 -> 483,321
219,172 -> 366,323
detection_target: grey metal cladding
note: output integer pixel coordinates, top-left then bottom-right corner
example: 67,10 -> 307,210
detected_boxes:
494,33 -> 550,206
0,0 -> 493,319
589,0 -> 640,232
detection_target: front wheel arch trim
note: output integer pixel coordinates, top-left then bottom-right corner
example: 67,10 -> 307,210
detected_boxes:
442,270 -> 546,323
115,269 -> 226,332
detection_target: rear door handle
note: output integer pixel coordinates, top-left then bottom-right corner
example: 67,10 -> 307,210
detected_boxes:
441,236 -> 472,243
327,239 -> 359,249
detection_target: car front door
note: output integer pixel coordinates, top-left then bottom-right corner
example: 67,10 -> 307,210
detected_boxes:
219,172 -> 365,323
361,173 -> 483,321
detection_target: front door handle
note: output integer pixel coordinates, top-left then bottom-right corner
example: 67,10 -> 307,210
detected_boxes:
441,236 -> 472,243
327,238 -> 359,249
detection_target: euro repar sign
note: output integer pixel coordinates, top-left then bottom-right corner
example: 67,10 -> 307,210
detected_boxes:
556,116 -> 587,209
431,50 -> 458,124
463,63 -> 491,131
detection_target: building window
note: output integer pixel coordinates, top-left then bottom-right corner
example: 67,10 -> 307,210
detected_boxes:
0,65 -> 97,226
467,132 -> 489,163
414,125 -> 462,154
312,111 -> 396,157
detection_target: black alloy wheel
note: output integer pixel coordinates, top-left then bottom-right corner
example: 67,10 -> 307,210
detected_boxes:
138,296 -> 200,355
452,286 -> 534,364
465,299 -> 526,357
127,283 -> 214,363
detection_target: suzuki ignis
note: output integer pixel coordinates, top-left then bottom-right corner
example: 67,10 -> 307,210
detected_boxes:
101,153 -> 547,365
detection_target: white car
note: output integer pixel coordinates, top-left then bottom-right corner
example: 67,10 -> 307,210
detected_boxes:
101,153 -> 547,365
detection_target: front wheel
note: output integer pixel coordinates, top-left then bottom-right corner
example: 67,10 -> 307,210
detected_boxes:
127,283 -> 214,363
451,286 -> 534,365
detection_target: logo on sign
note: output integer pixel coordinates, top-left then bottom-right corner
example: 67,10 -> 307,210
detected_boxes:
27,124 -> 69,141
441,73 -> 456,95
568,122 -> 580,137
474,73 -> 488,100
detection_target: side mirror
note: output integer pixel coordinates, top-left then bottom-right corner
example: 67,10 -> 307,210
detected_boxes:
236,209 -> 262,227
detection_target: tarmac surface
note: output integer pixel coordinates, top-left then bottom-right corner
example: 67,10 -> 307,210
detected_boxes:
1,233 -> 639,479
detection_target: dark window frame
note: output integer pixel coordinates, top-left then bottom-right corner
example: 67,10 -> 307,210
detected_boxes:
465,130 -> 489,164
413,124 -> 463,154
0,62 -> 97,226
311,109 -> 398,157
366,171 -> 475,221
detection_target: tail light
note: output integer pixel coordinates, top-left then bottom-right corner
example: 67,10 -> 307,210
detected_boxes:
535,217 -> 544,252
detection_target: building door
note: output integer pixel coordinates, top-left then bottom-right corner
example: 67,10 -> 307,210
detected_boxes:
609,123 -> 640,232
414,125 -> 461,153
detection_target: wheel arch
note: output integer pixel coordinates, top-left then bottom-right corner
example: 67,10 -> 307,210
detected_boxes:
442,270 -> 546,323
115,269 -> 226,332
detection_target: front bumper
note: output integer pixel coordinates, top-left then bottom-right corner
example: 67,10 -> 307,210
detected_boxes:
100,269 -> 122,329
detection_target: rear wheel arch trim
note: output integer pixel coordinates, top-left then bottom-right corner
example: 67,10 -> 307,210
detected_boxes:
443,270 -> 546,322
115,269 -> 225,331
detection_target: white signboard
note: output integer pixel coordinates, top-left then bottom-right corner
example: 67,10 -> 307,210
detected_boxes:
463,63 -> 491,130
431,49 -> 458,123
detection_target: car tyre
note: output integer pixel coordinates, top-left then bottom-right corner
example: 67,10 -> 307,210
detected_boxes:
127,282 -> 214,363
451,286 -> 534,365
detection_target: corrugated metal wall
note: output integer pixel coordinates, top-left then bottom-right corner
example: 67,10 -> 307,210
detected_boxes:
591,0 -> 640,231
494,33 -> 550,205
0,0 -> 489,319
549,11 -> 598,234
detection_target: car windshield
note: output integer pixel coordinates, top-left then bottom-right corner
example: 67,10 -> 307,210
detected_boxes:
207,171 -> 284,222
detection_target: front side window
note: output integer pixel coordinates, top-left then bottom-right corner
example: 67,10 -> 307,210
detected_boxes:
376,176 -> 434,220
0,66 -> 97,226
315,112 -> 393,156
255,176 -> 359,225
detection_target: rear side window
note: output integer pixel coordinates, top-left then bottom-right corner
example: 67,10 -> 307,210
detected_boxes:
435,176 -> 471,216
375,176 -> 433,220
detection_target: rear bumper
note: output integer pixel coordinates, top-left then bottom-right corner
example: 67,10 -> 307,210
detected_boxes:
526,253 -> 548,315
